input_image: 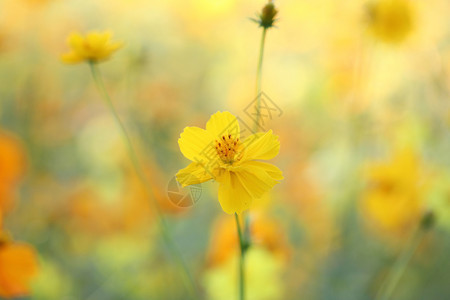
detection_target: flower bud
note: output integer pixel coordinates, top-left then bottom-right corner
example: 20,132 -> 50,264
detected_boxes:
253,1 -> 278,29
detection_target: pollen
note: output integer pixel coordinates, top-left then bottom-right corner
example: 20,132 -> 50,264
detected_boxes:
215,135 -> 242,164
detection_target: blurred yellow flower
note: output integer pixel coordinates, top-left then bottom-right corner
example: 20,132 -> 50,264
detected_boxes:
176,111 -> 283,214
366,0 -> 415,44
61,31 -> 122,64
361,149 -> 428,237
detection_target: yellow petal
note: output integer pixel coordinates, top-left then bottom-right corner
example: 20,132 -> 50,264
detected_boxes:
178,126 -> 218,167
241,130 -> 280,161
206,111 -> 240,141
66,32 -> 90,59
176,162 -> 213,187
234,161 -> 282,199
105,41 -> 123,53
98,41 -> 124,60
60,52 -> 83,64
217,171 -> 252,214
86,31 -> 110,51
62,31 -> 122,63
243,161 -> 284,181
67,32 -> 84,50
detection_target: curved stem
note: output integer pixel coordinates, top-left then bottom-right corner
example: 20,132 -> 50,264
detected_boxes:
89,62 -> 199,300
254,27 -> 267,131
235,213 -> 246,300
375,228 -> 425,300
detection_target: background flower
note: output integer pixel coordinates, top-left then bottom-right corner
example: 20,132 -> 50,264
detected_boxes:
0,240 -> 39,299
361,148 -> 428,239
61,31 -> 122,64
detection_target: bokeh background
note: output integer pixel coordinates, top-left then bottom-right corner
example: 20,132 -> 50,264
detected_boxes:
0,0 -> 449,299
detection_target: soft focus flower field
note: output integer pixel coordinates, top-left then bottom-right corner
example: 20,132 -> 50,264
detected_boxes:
0,0 -> 449,299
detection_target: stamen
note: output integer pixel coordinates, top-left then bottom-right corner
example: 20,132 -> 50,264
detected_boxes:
214,134 -> 242,164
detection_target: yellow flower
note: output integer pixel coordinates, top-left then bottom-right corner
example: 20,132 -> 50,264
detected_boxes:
361,149 -> 427,238
366,0 -> 415,44
176,111 -> 283,214
61,31 -> 122,64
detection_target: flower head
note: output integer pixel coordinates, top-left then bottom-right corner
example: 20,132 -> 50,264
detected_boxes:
361,149 -> 427,237
252,1 -> 278,29
365,0 -> 414,44
176,111 -> 283,214
61,31 -> 123,64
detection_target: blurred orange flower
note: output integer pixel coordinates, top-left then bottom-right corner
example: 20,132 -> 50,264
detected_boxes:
121,163 -> 185,231
0,239 -> 39,298
61,31 -> 123,64
204,213 -> 289,300
207,213 -> 289,267
66,162 -> 182,236
0,131 -> 26,213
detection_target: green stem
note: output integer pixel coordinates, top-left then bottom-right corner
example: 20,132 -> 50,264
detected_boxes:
241,26 -> 269,281
375,228 -> 425,300
89,62 -> 199,300
235,213 -> 246,300
234,24 -> 269,300
254,27 -> 267,132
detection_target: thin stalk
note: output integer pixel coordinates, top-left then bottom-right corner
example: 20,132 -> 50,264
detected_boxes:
235,213 -> 246,300
254,27 -> 267,131
375,228 -> 425,300
233,19 -> 270,300
89,62 -> 199,300
235,24 -> 269,300
241,26 -> 269,279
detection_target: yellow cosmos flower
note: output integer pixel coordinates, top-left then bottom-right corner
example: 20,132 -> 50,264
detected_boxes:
366,0 -> 415,44
361,149 -> 427,238
61,31 -> 122,64
176,111 -> 283,214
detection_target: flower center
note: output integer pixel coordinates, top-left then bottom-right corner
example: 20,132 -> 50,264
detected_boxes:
215,134 -> 242,164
